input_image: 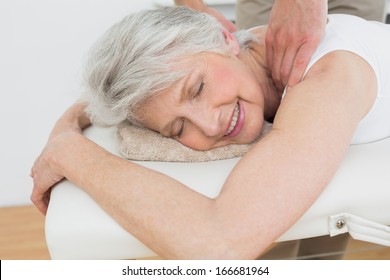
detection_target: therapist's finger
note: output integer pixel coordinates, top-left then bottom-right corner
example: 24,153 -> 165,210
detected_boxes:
265,28 -> 275,72
278,45 -> 299,88
266,33 -> 287,91
287,41 -> 318,87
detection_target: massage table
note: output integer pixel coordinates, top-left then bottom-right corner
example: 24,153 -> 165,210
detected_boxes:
45,126 -> 390,259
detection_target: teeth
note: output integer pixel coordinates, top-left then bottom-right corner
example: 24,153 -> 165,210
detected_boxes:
225,103 -> 240,135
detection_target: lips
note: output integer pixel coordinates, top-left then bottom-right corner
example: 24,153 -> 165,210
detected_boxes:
225,101 -> 244,138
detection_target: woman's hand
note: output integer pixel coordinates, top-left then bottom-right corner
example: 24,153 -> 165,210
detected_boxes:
30,101 -> 91,214
266,0 -> 327,91
31,131 -> 83,215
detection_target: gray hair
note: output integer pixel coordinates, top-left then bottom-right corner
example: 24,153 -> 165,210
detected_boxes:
82,6 -> 257,126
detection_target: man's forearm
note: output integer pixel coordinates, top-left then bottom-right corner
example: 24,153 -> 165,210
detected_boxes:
174,0 -> 207,11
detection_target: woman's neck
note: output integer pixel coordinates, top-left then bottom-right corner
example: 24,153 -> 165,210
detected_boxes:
240,26 -> 281,122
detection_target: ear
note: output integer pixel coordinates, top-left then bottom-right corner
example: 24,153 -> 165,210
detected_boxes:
222,30 -> 240,56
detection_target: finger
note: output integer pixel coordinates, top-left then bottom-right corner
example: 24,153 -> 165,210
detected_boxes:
270,40 -> 286,91
31,178 -> 49,215
265,29 -> 274,72
279,45 -> 298,88
287,41 -> 317,87
31,190 -> 48,215
41,189 -> 51,215
266,26 -> 294,91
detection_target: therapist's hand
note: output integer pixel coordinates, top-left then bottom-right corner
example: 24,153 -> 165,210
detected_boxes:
175,0 -> 237,32
266,0 -> 327,90
203,6 -> 238,32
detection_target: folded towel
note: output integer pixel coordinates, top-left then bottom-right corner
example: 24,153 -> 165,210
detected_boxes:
116,121 -> 272,162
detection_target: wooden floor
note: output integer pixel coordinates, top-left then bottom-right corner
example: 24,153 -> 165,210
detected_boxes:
1,206 -> 389,260
0,206 -> 50,260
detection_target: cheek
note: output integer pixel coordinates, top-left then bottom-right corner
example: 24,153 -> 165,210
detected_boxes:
242,103 -> 265,140
178,133 -> 214,151
213,66 -> 235,83
209,66 -> 241,98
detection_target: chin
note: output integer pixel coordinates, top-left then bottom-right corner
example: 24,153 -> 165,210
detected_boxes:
243,121 -> 265,144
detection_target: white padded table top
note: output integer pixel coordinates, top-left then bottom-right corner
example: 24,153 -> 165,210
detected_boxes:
45,126 -> 390,259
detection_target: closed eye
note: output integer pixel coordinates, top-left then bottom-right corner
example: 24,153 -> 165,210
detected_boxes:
190,79 -> 204,100
174,79 -> 204,138
174,118 -> 185,138
194,80 -> 204,99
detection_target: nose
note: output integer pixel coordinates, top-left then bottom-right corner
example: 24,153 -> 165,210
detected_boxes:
186,103 -> 221,138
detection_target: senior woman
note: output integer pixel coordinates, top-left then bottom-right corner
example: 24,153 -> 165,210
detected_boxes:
31,7 -> 390,259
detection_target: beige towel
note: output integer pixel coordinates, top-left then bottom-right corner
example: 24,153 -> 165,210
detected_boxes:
116,121 -> 272,162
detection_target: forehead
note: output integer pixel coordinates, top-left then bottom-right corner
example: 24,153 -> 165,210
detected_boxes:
135,68 -> 185,125
137,56 -> 206,111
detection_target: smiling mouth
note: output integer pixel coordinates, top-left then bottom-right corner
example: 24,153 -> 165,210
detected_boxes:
225,102 -> 240,136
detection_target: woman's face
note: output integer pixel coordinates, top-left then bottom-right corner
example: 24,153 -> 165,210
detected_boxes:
138,52 -> 266,150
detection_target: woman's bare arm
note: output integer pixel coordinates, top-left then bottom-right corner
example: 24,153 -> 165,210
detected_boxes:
31,51 -> 376,259
30,101 -> 91,213
48,101 -> 91,140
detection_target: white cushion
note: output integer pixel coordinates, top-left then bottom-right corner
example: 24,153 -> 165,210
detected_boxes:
45,126 -> 390,259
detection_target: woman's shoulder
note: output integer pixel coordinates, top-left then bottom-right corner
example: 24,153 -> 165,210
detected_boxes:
247,26 -> 267,39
